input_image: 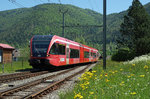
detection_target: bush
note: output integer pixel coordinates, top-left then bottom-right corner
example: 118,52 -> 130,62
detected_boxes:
111,49 -> 135,61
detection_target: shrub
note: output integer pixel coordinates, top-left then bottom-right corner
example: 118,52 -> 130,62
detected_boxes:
111,49 -> 135,61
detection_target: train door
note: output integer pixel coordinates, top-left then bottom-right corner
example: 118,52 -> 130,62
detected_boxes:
66,44 -> 69,64
80,46 -> 84,63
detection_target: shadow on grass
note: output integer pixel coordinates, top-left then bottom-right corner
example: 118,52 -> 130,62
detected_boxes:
15,68 -> 33,72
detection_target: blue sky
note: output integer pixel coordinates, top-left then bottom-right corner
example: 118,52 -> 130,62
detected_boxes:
0,0 -> 149,14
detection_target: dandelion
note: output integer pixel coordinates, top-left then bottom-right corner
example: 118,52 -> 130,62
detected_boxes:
85,81 -> 90,85
120,81 -> 125,86
144,65 -> 149,69
130,92 -> 136,95
89,92 -> 94,95
144,65 -> 149,71
109,86 -> 112,88
130,74 -> 134,76
105,79 -> 110,82
127,76 -> 131,78
78,77 -> 82,80
92,70 -> 96,73
105,73 -> 108,77
80,84 -> 86,90
112,71 -> 115,74
100,74 -> 103,77
74,93 -> 83,99
132,64 -> 135,67
139,75 -> 145,77
120,68 -> 123,71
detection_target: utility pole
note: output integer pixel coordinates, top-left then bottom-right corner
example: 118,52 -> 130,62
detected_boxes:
103,0 -> 107,70
59,9 -> 68,37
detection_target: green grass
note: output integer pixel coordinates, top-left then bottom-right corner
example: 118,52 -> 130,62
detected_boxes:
0,61 -> 32,74
60,60 -> 150,99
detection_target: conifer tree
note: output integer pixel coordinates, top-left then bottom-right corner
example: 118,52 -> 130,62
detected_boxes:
118,0 -> 150,56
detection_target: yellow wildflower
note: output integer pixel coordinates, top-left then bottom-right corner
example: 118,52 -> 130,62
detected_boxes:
74,93 -> 83,99
132,64 -> 135,67
85,81 -> 90,85
127,76 -> 131,78
144,65 -> 149,69
139,75 -> 145,77
120,81 -> 125,86
100,74 -> 103,77
80,84 -> 85,90
120,68 -> 123,71
130,92 -> 136,95
105,73 -> 108,77
130,74 -> 134,76
89,92 -> 94,95
112,71 -> 115,74
109,86 -> 112,88
92,70 -> 96,73
105,79 -> 110,82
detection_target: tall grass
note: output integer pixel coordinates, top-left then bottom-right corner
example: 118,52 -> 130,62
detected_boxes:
60,59 -> 150,99
0,61 -> 32,74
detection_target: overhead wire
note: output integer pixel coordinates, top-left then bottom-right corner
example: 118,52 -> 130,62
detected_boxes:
8,0 -> 25,8
39,0 -> 45,3
87,0 -> 100,12
88,0 -> 94,10
92,0 -> 100,12
58,0 -> 62,4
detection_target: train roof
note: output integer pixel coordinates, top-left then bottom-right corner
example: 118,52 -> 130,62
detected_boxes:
31,35 -> 98,52
32,35 -> 54,41
53,35 -> 98,51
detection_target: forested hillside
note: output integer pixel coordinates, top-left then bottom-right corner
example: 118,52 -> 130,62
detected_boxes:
0,3 -> 150,51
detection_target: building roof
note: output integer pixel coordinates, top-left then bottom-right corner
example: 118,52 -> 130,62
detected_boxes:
0,43 -> 15,50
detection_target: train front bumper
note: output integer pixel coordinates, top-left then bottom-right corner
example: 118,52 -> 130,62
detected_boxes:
29,58 -> 50,66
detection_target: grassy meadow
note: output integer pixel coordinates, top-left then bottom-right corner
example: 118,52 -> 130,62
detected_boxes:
60,57 -> 150,99
0,61 -> 32,73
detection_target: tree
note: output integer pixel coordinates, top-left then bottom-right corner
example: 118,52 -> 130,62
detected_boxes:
118,0 -> 150,56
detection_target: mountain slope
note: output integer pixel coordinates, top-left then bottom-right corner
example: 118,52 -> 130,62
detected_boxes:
0,2 -> 150,49
0,3 -> 103,48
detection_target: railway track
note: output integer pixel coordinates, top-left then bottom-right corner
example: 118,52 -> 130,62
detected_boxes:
0,72 -> 30,79
0,71 -> 49,83
0,64 -> 94,99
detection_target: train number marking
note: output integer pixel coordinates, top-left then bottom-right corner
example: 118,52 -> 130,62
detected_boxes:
60,58 -> 65,62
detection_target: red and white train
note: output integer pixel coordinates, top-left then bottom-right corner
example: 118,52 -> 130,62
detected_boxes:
29,35 -> 100,69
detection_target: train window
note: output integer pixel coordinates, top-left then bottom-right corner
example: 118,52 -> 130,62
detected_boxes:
49,43 -> 58,55
93,53 -> 96,58
70,49 -> 79,58
84,51 -> 89,58
49,43 -> 65,55
58,44 -> 65,55
91,52 -> 93,57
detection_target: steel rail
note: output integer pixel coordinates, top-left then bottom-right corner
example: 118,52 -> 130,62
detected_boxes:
0,71 -> 49,83
0,66 -> 79,98
0,71 -> 30,79
24,64 -> 91,99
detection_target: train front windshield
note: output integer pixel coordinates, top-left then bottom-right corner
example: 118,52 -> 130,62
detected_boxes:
31,35 -> 53,57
